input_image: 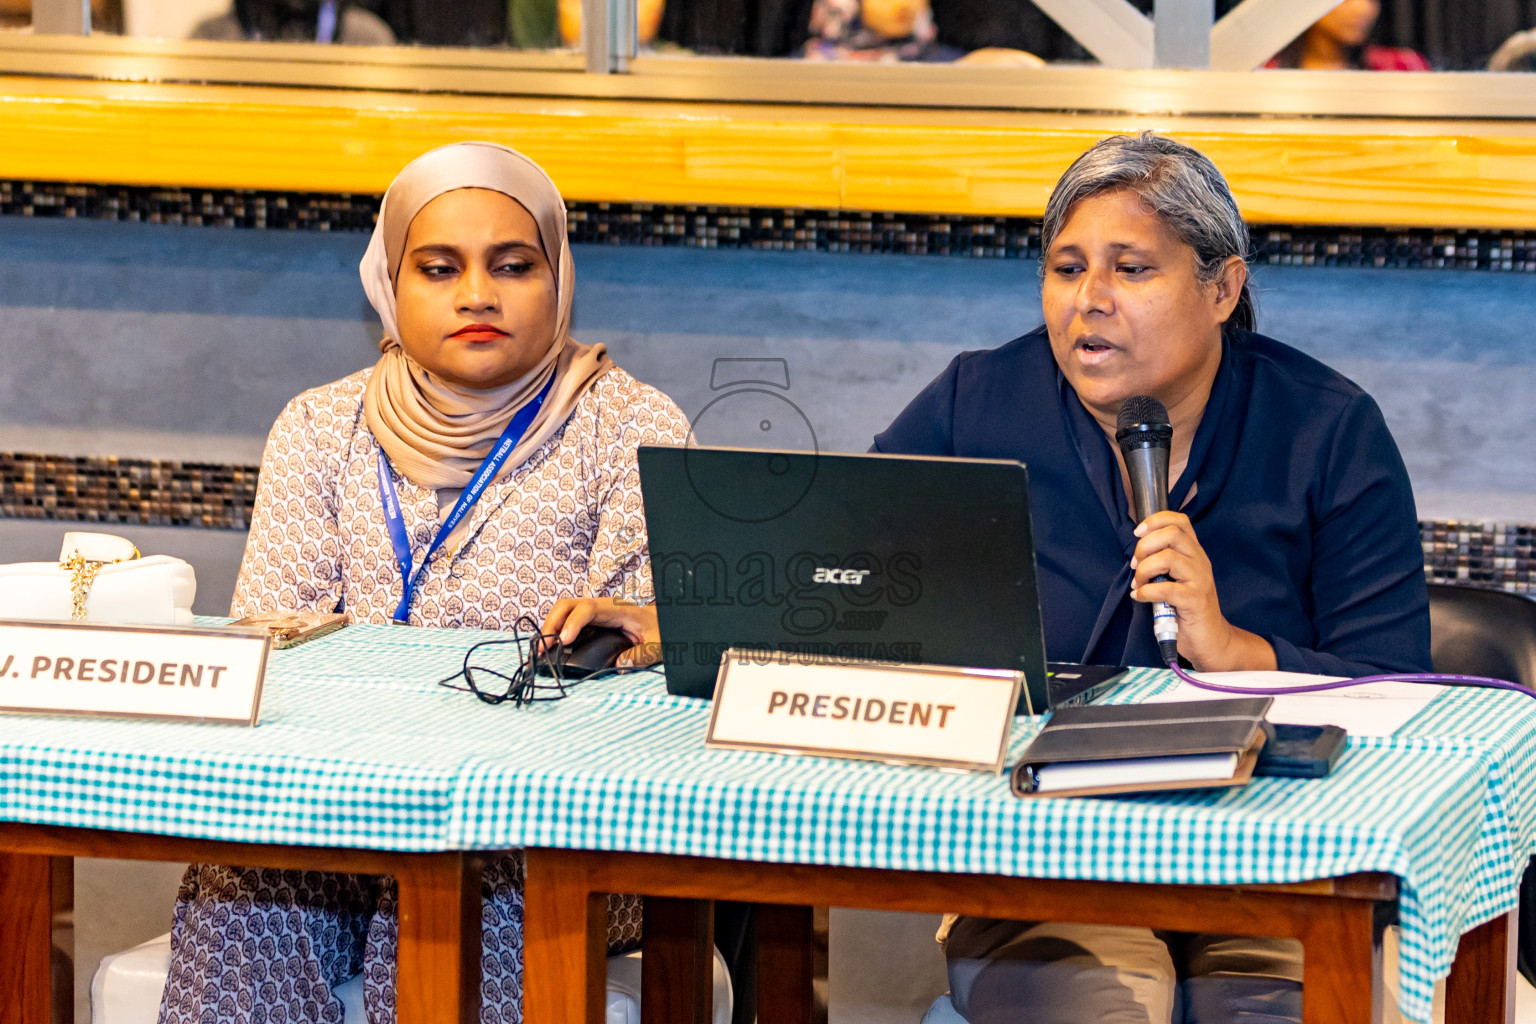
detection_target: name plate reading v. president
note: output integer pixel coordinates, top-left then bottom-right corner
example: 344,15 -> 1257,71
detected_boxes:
706,648 -> 1021,773
0,619 -> 272,725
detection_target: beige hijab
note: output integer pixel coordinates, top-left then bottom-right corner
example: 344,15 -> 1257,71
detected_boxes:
360,141 -> 611,490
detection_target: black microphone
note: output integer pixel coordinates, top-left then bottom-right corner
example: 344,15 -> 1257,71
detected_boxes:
1116,396 -> 1180,667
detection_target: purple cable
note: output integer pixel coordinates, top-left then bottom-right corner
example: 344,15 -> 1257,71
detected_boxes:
1167,660 -> 1536,700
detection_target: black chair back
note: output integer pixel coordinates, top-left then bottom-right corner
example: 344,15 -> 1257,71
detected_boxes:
1427,583 -> 1536,689
1427,583 -> 1536,986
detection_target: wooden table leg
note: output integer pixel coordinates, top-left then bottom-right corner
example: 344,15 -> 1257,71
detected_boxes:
524,849 -> 606,1024
643,897 -> 714,1024
1447,910 -> 1517,1024
50,857 -> 72,1024
757,904 -> 815,1024
1299,899 -> 1383,1024
0,852 -> 55,1024
395,852 -> 483,1024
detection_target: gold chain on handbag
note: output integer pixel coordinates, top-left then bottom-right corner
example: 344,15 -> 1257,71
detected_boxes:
59,546 -> 141,622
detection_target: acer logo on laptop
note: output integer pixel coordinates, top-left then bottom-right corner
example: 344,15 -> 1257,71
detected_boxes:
813,567 -> 871,585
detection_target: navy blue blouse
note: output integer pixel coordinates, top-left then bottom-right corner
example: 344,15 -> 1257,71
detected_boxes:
872,327 -> 1431,675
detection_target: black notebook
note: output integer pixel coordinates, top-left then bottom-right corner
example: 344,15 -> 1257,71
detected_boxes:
1011,697 -> 1273,798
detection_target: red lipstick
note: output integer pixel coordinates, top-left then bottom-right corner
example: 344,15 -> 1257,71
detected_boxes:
449,323 -> 509,342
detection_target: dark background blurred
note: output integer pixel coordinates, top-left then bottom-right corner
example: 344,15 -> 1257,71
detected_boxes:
650,0 -> 1527,69
250,0 -> 1536,68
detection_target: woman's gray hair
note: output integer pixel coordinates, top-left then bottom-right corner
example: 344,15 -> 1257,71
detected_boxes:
1041,132 -> 1255,336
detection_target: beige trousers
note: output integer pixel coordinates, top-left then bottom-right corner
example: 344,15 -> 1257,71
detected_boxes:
942,918 -> 1304,1024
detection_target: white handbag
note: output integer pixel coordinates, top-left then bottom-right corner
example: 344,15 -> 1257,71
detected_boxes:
0,532 -> 197,626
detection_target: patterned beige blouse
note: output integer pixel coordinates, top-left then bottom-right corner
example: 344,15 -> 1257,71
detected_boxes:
232,365 -> 690,626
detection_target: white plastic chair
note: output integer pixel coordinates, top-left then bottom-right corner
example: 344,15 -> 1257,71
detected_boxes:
91,932 -> 732,1024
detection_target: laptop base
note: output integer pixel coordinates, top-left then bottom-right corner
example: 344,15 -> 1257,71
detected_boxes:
1045,663 -> 1129,712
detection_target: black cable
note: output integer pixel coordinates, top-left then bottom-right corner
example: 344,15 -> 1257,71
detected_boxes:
436,614 -> 648,707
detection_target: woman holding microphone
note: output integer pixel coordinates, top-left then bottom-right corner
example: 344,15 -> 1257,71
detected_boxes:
875,132 -> 1429,1023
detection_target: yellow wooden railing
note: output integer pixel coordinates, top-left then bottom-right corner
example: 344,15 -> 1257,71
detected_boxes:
5,75 -> 1536,228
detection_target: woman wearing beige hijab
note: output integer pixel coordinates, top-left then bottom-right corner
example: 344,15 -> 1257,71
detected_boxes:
230,139 -> 685,650
160,142 -> 689,1024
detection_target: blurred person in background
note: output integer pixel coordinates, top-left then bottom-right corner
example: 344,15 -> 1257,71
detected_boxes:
1268,0 -> 1428,69
802,0 -> 959,61
1489,25 -> 1536,69
192,0 -> 395,43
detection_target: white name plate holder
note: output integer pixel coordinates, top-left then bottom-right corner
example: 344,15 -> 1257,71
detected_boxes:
0,619 -> 272,726
705,647 -> 1022,773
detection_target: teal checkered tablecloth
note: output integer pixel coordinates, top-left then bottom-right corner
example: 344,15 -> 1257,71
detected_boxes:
0,622 -> 1532,1022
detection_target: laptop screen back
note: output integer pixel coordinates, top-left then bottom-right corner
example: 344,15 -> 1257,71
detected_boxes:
637,446 -> 1050,713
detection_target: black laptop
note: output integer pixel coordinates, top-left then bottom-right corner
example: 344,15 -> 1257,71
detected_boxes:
637,446 -> 1125,715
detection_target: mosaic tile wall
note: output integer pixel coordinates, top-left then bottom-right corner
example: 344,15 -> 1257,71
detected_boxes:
1420,522 -> 1536,593
1,453 -> 260,531
6,179 -> 1536,271
3,451 -> 1533,595
6,178 -> 1536,592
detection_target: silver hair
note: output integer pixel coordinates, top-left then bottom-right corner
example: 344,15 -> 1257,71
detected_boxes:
1040,132 -> 1255,335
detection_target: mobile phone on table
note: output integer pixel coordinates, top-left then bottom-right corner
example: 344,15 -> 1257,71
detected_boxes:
232,611 -> 348,649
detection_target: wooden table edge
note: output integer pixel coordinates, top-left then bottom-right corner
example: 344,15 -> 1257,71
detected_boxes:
0,820 -> 477,875
523,846 -> 1399,905
0,823 -> 1400,902
0,821 -> 503,1024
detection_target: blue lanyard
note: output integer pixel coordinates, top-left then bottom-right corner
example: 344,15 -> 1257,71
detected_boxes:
377,375 -> 555,624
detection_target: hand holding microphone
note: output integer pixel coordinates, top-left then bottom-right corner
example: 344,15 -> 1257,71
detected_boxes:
1117,395 -> 1277,672
1116,396 -> 1181,666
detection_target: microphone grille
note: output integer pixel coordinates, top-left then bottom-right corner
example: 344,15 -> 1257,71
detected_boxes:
1117,395 -> 1169,432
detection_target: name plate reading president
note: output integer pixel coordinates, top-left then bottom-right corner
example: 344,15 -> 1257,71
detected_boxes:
706,648 -> 1021,773
0,619 -> 271,725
